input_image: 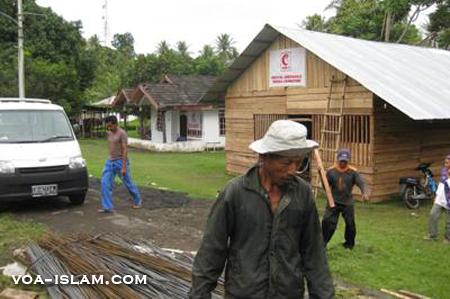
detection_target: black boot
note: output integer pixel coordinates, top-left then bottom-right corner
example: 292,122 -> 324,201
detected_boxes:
342,242 -> 354,250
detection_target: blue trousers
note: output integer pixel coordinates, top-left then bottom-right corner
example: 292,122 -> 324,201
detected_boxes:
101,159 -> 141,210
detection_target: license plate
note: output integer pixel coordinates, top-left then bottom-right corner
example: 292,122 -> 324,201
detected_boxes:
32,184 -> 58,197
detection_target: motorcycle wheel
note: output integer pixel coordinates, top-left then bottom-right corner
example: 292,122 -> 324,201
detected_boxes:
403,186 -> 420,209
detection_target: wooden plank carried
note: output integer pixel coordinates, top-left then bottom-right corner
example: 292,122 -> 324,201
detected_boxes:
314,149 -> 335,208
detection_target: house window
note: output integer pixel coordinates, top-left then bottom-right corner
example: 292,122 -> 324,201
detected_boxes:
311,114 -> 371,166
341,115 -> 371,144
219,109 -> 226,136
312,115 -> 371,144
157,111 -> 164,132
187,112 -> 202,138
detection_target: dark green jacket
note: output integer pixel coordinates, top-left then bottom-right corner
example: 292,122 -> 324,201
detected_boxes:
189,166 -> 334,299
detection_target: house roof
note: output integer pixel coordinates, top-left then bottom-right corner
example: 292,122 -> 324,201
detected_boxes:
112,88 -> 135,107
202,24 -> 450,120
133,74 -> 218,109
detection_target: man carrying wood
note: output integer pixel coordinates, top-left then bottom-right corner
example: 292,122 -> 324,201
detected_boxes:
189,120 -> 334,299
321,149 -> 369,249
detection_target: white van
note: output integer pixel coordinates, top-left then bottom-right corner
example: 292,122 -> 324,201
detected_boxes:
0,98 -> 88,204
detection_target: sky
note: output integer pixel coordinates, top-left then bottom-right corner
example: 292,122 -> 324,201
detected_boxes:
35,0 -> 335,55
35,0 -> 432,56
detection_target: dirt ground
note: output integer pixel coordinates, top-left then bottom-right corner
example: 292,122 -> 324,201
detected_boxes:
0,179 -> 213,251
0,179 -> 383,298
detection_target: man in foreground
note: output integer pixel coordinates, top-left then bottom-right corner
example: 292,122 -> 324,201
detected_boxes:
190,120 -> 334,299
98,116 -> 142,213
321,149 -> 369,249
425,154 -> 450,243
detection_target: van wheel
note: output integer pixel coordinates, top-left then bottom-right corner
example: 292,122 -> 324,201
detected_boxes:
69,193 -> 86,205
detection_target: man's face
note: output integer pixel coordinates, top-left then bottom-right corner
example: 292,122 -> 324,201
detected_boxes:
445,158 -> 450,170
261,154 -> 302,186
106,122 -> 118,132
338,160 -> 348,169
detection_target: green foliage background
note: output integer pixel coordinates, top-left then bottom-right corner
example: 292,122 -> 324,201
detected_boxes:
1,0 -> 448,117
303,0 -> 450,48
0,0 -> 238,116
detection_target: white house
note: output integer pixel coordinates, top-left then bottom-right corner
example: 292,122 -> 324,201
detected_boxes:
113,75 -> 225,150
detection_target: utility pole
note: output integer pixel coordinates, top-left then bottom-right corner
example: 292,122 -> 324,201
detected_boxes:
1,1 -> 44,98
18,0 -> 25,98
102,0 -> 109,46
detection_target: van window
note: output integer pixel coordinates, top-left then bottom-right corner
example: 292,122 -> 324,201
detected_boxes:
0,110 -> 74,143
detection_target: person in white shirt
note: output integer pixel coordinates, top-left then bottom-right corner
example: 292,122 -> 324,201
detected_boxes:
425,155 -> 450,243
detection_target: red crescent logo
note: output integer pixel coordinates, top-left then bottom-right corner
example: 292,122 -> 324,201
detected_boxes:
281,53 -> 289,66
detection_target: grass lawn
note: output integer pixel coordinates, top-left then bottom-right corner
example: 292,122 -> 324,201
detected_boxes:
316,198 -> 450,298
120,118 -> 140,138
0,215 -> 46,265
0,215 -> 46,294
80,139 -> 233,199
79,138 -> 450,297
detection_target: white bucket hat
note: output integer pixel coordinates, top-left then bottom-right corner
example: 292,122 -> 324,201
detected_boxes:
249,120 -> 318,156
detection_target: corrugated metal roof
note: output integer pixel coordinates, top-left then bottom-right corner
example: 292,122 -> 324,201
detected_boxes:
203,24 -> 450,120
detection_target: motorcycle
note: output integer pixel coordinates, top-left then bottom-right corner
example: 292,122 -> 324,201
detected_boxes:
399,162 -> 437,209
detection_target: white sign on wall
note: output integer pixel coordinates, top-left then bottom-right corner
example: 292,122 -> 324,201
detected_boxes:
269,47 -> 306,87
188,112 -> 202,130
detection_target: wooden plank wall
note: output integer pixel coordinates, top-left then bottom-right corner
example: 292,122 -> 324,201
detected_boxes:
254,114 -> 288,140
372,97 -> 450,200
287,52 -> 373,115
225,34 -> 375,199
225,35 -> 294,174
225,96 -> 287,174
287,85 -> 373,115
227,36 -> 299,95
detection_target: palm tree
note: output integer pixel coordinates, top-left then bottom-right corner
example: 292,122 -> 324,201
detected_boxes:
157,40 -> 171,55
199,45 -> 215,58
176,41 -> 190,57
215,33 -> 238,65
216,34 -> 234,54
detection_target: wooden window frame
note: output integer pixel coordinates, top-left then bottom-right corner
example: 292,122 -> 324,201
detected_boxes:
156,111 -> 164,132
219,109 -> 226,136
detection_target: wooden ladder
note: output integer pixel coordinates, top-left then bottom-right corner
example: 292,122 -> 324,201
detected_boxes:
313,75 -> 348,202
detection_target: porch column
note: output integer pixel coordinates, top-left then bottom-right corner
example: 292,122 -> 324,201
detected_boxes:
139,106 -> 144,139
162,111 -> 166,143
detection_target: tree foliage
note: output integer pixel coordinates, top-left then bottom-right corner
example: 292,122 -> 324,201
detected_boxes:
215,33 -> 239,66
0,0 -> 238,116
302,0 -> 445,45
428,0 -> 450,48
302,14 -> 327,31
121,36 -> 232,87
0,0 -> 94,115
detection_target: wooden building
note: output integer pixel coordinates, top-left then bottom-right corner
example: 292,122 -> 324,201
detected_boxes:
202,24 -> 450,201
80,96 -> 117,138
